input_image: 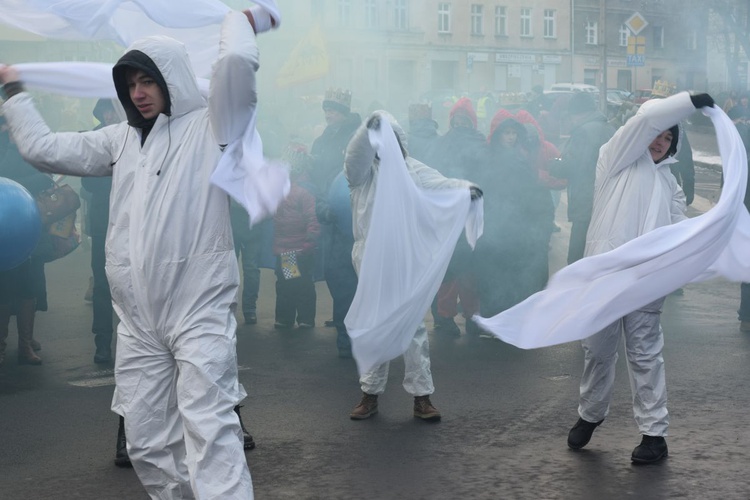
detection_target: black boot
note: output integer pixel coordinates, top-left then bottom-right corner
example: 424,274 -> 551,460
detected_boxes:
631,435 -> 668,464
567,417 -> 603,449
114,416 -> 132,467
234,405 -> 256,450
94,333 -> 113,364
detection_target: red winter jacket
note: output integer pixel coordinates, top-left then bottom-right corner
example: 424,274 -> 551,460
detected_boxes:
273,179 -> 320,255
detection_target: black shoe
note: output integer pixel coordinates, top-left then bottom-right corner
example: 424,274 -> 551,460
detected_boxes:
297,322 -> 314,329
434,316 -> 460,336
273,321 -> 293,330
234,405 -> 256,450
244,313 -> 257,325
324,319 -> 335,327
465,318 -> 481,336
567,417 -> 603,449
631,435 -> 668,464
114,417 -> 132,467
94,346 -> 112,364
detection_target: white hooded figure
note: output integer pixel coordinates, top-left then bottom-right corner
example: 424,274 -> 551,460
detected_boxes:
344,111 -> 479,421
1,11 -> 257,499
568,92 -> 700,464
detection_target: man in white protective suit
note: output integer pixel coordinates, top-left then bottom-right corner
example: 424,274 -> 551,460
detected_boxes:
566,92 -> 715,464
344,111 -> 481,421
0,8 -> 274,499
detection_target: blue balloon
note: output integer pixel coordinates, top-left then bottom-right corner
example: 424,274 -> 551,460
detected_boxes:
0,177 -> 41,271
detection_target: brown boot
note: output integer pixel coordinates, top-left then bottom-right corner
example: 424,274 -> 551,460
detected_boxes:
414,395 -> 441,421
349,393 -> 378,420
0,303 -> 10,366
17,298 -> 42,365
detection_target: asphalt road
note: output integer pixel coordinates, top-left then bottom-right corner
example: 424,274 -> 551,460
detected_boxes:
1,178 -> 749,499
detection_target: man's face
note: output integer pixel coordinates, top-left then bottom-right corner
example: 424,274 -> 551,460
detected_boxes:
126,69 -> 165,120
649,129 -> 673,162
324,107 -> 346,126
451,113 -> 474,129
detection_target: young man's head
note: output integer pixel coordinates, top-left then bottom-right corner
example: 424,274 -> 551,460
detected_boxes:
125,69 -> 166,120
649,124 -> 679,163
112,46 -> 173,129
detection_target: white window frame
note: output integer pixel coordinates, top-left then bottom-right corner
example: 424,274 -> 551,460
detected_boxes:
585,20 -> 598,45
438,3 -> 451,34
338,0 -> 351,26
495,6 -> 508,36
471,4 -> 484,36
394,0 -> 408,30
654,25 -> 664,48
520,8 -> 532,37
543,9 -> 556,39
619,24 -> 629,47
364,0 -> 378,29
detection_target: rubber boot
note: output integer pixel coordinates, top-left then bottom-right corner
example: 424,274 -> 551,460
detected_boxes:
114,415 -> 132,467
17,298 -> 42,365
234,405 -> 256,450
0,303 -> 11,366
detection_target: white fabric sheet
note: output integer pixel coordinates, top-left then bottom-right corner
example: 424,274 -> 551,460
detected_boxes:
345,120 -> 483,375
473,105 -> 750,349
1,0 -> 288,226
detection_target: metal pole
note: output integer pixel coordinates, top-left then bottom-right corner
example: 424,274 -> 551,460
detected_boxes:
599,0 -> 607,111
571,0 -> 575,81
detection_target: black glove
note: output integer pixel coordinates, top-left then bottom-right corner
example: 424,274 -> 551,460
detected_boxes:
470,186 -> 483,200
690,93 -> 714,109
366,113 -> 381,131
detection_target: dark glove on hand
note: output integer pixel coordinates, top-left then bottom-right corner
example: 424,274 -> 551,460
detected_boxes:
690,93 -> 714,109
470,186 -> 483,200
366,114 -> 381,131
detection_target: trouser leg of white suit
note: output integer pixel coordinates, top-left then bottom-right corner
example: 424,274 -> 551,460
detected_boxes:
402,323 -> 434,396
114,322 -> 252,499
578,319 -> 622,424
622,298 -> 668,436
359,323 -> 434,396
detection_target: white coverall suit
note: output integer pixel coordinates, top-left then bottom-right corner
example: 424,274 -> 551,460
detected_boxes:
2,12 -> 257,499
344,113 -> 473,395
579,92 -> 695,436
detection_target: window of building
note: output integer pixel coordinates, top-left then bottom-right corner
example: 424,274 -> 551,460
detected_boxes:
438,3 -> 451,33
394,0 -> 408,30
495,6 -> 507,36
619,24 -> 629,47
310,0 -> 324,20
688,29 -> 698,50
543,9 -> 556,38
520,8 -> 532,37
653,25 -> 664,48
364,0 -> 378,29
338,0 -> 351,26
585,20 -> 597,45
471,4 -> 484,36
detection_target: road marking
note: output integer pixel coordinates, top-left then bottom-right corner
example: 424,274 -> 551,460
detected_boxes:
68,365 -> 252,388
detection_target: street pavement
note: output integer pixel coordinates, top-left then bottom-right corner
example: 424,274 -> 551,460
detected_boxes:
1,128 -> 749,499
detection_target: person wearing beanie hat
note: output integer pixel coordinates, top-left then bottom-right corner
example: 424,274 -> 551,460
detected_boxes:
0,9 -> 266,497
548,93 -> 615,264
566,92 -> 715,464
423,98 -> 486,336
407,103 -> 439,163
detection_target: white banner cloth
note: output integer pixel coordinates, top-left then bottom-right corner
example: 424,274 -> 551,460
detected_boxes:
345,120 -> 483,375
1,0 -> 287,226
473,105 -> 750,349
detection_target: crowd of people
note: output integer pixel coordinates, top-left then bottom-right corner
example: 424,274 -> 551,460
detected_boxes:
0,3 -> 745,498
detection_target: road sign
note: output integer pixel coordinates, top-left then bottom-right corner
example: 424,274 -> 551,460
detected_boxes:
626,35 -> 646,67
466,54 -> 474,73
625,12 -> 648,36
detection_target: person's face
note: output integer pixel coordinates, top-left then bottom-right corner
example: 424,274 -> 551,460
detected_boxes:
500,128 -> 518,147
324,107 -> 345,126
126,69 -> 165,120
451,113 -> 473,129
649,129 -> 673,162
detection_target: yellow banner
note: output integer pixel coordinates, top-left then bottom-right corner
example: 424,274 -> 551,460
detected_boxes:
276,24 -> 329,88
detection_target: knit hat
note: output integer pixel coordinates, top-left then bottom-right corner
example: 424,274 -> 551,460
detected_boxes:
567,92 -> 597,115
409,103 -> 433,122
449,97 -> 477,129
322,88 -> 352,115
282,141 -> 311,174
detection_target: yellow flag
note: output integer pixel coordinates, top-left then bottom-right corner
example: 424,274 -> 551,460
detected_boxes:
276,24 -> 329,87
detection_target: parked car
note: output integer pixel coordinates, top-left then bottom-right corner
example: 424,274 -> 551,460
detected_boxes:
607,88 -> 633,104
631,88 -> 653,104
548,83 -> 599,93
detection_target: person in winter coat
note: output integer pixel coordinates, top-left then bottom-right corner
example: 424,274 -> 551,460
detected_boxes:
345,110 -> 480,421
0,8 -> 270,498
473,109 -> 555,318
272,143 -> 320,329
406,103 -> 439,164
670,128 -> 695,206
0,119 -> 53,366
425,97 -> 485,335
548,92 -> 615,264
566,92 -> 715,465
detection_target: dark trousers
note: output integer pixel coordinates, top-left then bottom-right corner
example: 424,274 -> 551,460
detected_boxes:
740,283 -> 750,322
326,258 -> 357,352
234,223 -> 263,316
567,218 -> 590,265
274,252 -> 316,326
91,231 -> 113,347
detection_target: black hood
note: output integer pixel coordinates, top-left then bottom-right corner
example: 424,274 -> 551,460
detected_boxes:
112,49 -> 172,129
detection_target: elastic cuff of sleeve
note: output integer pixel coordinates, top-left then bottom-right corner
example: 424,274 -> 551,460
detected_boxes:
1,80 -> 25,100
249,6 -> 274,33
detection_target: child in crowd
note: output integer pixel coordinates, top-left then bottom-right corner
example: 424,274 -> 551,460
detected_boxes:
273,143 -> 321,329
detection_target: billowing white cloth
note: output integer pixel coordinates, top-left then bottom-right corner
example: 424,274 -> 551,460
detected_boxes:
1,0 -> 287,226
473,104 -> 750,349
344,119 -> 483,375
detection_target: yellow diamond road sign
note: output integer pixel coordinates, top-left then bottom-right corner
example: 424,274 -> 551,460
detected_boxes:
625,12 -> 648,36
